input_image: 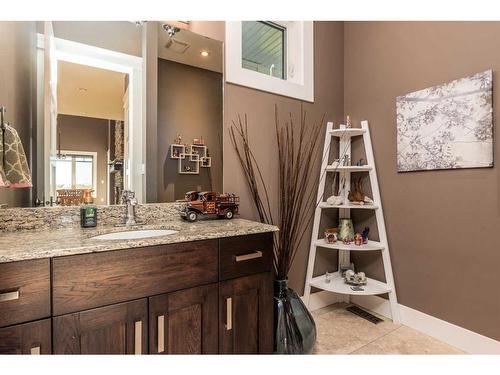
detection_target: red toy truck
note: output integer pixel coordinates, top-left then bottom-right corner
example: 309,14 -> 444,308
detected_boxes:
180,191 -> 240,222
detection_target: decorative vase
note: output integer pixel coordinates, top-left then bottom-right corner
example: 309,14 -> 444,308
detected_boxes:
274,279 -> 317,354
338,218 -> 355,241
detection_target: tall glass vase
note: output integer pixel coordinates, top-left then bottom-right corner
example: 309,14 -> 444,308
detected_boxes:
274,279 -> 317,354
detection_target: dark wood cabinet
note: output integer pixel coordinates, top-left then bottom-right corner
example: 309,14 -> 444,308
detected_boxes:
149,283 -> 218,354
52,240 -> 218,315
0,319 -> 52,354
53,299 -> 148,354
219,272 -> 273,354
1,232 -> 274,355
0,259 -> 51,328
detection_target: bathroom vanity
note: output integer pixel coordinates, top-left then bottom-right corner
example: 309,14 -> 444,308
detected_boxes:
0,205 -> 278,355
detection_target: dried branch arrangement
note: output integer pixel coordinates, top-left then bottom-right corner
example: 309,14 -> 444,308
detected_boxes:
229,105 -> 325,280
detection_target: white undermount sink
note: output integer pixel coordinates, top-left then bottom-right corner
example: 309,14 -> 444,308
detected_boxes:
91,229 -> 178,241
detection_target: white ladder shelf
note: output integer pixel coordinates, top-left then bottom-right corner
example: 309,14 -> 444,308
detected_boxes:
303,120 -> 400,323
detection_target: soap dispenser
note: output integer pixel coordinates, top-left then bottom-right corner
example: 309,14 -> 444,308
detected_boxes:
81,205 -> 98,228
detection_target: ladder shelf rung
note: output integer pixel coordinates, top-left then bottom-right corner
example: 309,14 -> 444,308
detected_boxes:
325,165 -> 372,172
329,128 -> 366,137
309,274 -> 391,296
318,202 -> 379,210
314,239 -> 384,251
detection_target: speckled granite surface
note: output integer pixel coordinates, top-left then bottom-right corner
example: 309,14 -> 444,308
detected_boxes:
0,203 -> 185,231
0,218 -> 278,263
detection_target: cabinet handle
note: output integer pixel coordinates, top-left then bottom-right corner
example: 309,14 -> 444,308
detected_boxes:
30,346 -> 40,355
234,250 -> 263,262
157,315 -> 165,353
134,321 -> 142,354
0,290 -> 20,302
226,297 -> 232,331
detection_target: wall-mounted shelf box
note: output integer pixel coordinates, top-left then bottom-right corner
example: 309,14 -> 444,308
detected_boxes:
201,156 -> 212,168
170,144 -> 186,159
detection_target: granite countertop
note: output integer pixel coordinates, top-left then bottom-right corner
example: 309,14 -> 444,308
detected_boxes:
0,218 -> 278,263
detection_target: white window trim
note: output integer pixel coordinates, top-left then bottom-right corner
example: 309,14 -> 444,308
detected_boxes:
225,21 -> 314,102
55,150 -> 98,198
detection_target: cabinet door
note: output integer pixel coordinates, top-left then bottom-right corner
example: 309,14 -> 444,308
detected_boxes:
149,283 -> 218,354
0,319 -> 51,354
53,299 -> 148,354
219,272 -> 273,354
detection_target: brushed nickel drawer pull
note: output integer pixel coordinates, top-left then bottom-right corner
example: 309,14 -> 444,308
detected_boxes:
134,321 -> 142,354
226,297 -> 232,331
30,346 -> 40,355
0,290 -> 19,302
234,251 -> 263,262
157,315 -> 165,353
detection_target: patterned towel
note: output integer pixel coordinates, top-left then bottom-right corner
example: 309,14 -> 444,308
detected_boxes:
0,124 -> 32,188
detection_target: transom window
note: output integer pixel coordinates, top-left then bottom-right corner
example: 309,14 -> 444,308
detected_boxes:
225,21 -> 314,102
242,21 -> 286,80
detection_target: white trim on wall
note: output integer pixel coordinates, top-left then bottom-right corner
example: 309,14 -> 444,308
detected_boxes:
225,21 -> 314,102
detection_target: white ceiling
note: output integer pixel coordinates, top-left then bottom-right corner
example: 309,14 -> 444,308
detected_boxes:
57,61 -> 127,121
157,24 -> 223,73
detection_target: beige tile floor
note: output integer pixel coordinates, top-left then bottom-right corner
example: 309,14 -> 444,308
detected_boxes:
312,303 -> 465,354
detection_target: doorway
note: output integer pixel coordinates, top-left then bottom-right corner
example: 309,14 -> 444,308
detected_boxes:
36,27 -> 144,205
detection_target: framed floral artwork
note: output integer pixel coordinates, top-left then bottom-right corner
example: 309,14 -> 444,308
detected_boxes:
396,70 -> 493,172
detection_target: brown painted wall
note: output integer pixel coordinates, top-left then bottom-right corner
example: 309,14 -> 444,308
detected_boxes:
157,59 -> 223,202
0,22 -> 35,208
223,22 -> 345,290
58,115 -> 109,205
344,22 -> 500,341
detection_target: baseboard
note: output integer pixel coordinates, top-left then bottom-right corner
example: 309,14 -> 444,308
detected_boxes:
351,295 -> 500,354
302,290 -> 346,311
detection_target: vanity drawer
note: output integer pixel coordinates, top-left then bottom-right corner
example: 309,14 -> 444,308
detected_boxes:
0,259 -> 51,328
219,232 -> 273,281
52,240 -> 218,316
0,318 -> 52,354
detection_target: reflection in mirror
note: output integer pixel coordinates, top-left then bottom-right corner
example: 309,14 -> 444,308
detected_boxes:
54,61 -> 128,205
157,23 -> 223,202
0,21 -> 223,208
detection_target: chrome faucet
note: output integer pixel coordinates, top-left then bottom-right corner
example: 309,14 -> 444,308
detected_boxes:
121,190 -> 138,225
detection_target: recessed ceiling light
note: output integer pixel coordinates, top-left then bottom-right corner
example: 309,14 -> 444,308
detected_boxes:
200,50 -> 209,57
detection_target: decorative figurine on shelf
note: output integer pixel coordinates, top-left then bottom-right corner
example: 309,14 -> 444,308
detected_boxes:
339,262 -> 355,277
184,165 -> 192,172
324,228 -> 338,244
174,134 -> 182,145
342,154 -> 351,166
338,218 -> 355,241
324,271 -> 334,284
173,149 -> 180,158
180,191 -> 240,222
342,236 -> 353,245
346,115 -> 352,129
355,158 -> 366,166
326,174 -> 345,206
348,177 -> 374,205
362,227 -> 370,244
193,137 -> 205,146
344,270 -> 367,286
354,233 -> 363,246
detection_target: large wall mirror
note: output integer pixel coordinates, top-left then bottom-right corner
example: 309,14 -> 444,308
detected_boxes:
0,21 -> 223,208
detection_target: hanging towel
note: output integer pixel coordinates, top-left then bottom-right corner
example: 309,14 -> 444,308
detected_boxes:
0,124 -> 32,188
